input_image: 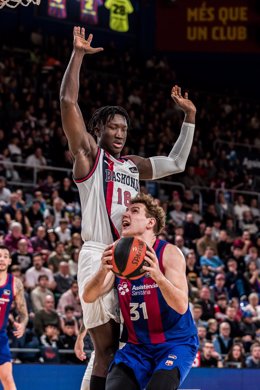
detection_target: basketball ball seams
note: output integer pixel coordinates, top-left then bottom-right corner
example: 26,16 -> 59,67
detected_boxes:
111,237 -> 150,279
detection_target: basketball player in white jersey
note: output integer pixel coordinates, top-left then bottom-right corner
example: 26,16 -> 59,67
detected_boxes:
60,26 -> 196,390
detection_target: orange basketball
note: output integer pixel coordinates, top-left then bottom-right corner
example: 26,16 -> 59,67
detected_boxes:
111,237 -> 149,280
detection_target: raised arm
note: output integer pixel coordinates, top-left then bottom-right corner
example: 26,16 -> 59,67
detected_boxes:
13,277 -> 29,338
128,85 -> 196,180
142,244 -> 188,314
83,245 -> 115,303
60,26 -> 103,179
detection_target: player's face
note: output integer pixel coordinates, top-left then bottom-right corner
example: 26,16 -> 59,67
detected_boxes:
122,203 -> 154,237
98,114 -> 128,156
0,249 -> 11,272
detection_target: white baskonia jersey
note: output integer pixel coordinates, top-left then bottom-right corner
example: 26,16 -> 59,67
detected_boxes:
75,148 -> 139,244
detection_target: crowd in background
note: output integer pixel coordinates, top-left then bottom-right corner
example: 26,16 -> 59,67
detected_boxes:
0,30 -> 260,368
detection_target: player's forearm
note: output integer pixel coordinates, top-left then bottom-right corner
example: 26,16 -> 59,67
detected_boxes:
149,121 -> 195,179
60,50 -> 85,104
83,268 -> 108,303
156,275 -> 188,314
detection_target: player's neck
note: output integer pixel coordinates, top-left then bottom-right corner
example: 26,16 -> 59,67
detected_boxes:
0,271 -> 8,285
137,233 -> 157,249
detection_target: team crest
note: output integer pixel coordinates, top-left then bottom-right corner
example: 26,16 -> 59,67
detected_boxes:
165,360 -> 174,366
4,289 -> 11,295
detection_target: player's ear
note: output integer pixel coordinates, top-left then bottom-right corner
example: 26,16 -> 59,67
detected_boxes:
94,126 -> 101,138
148,217 -> 156,229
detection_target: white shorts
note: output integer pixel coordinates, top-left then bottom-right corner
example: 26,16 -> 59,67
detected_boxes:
78,241 -> 119,329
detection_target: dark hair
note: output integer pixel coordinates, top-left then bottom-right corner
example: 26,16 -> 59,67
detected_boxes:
64,305 -> 74,312
88,106 -> 130,135
0,245 -> 10,255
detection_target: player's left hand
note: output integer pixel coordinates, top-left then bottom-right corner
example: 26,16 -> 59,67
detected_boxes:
142,248 -> 164,282
171,85 -> 196,114
13,321 -> 25,338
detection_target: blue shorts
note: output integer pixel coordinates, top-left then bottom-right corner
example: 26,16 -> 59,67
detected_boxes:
112,335 -> 199,389
0,333 -> 11,365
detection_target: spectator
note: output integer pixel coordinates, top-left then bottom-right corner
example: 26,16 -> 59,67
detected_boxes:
214,295 -> 228,323
198,325 -> 208,350
31,275 -> 54,312
169,200 -> 186,226
225,258 -> 249,301
57,280 -> 81,317
39,324 -> 60,364
54,218 -> 71,244
174,234 -> 190,257
68,247 -> 80,278
240,211 -> 258,236
217,230 -> 232,262
210,273 -> 229,303
197,286 -> 215,321
215,191 -> 234,222
199,265 -> 215,287
244,261 -> 260,294
0,176 -> 11,204
44,197 -> 66,228
54,261 -> 74,297
240,311 -> 258,338
4,221 -> 33,254
26,199 -> 44,230
11,238 -> 33,273
225,305 -> 242,339
191,304 -> 208,328
46,228 -> 59,251
34,295 -> 60,337
70,215 -> 82,235
60,305 -> 80,335
230,245 -> 246,273
13,208 -> 31,237
66,232 -> 82,257
234,195 -> 250,221
186,252 -> 202,297
48,241 -> 70,273
244,293 -> 260,324
30,225 -> 49,254
206,318 -> 218,341
246,342 -> 260,368
26,147 -> 47,167
59,177 -> 76,204
200,341 -> 223,367
245,247 -> 260,269
183,212 -> 201,246
213,322 -> 233,356
25,252 -> 55,291
224,343 -> 246,368
200,246 -> 224,274
58,320 -> 78,364
197,226 -> 218,256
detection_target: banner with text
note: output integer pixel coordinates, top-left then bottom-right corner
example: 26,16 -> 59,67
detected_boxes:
155,0 -> 260,52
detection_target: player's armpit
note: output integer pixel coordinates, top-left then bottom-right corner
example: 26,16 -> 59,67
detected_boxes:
125,155 -> 153,180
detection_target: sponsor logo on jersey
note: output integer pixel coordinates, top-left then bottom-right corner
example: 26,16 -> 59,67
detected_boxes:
105,170 -> 139,191
0,297 -> 10,303
131,282 -> 158,296
3,289 -> 11,295
165,360 -> 174,366
129,167 -> 138,173
118,282 -> 130,296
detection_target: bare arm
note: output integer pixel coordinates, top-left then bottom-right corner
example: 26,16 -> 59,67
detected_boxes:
142,244 -> 188,314
83,245 -> 115,303
60,26 -> 103,178
13,277 -> 29,338
128,85 -> 196,180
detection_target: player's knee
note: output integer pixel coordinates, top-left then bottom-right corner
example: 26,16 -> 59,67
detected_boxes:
147,368 -> 180,390
1,373 -> 15,389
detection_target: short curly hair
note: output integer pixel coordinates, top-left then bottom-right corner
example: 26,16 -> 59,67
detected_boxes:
130,193 -> 166,235
88,106 -> 130,135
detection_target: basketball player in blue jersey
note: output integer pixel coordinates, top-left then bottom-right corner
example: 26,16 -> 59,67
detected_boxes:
0,245 -> 28,390
83,193 -> 198,390
60,26 -> 196,390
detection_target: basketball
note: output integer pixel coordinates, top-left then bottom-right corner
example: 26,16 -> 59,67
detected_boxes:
111,237 -> 150,280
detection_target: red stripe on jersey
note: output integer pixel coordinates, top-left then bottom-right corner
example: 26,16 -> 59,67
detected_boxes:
105,160 -> 120,239
143,277 -> 166,344
119,280 -> 138,344
74,148 -> 101,183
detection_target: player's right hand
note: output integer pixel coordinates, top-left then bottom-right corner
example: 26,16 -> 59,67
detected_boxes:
74,335 -> 87,361
73,26 -> 104,55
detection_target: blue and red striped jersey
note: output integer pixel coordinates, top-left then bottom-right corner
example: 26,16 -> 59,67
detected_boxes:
0,274 -> 14,334
115,239 -> 197,344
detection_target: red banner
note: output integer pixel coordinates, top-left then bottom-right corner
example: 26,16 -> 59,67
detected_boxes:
156,0 -> 260,53
80,0 -> 103,24
48,0 -> 67,19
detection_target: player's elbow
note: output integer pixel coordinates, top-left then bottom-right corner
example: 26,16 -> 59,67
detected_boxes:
175,298 -> 189,315
82,289 -> 95,304
60,95 -> 77,107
